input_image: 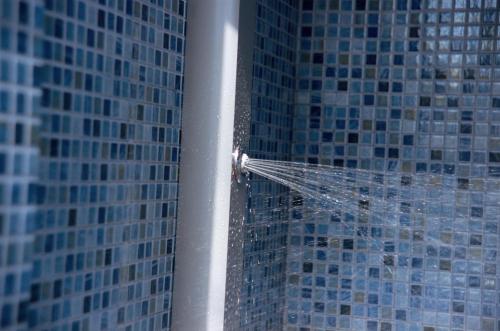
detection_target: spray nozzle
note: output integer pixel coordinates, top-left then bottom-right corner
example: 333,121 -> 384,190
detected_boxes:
232,148 -> 249,182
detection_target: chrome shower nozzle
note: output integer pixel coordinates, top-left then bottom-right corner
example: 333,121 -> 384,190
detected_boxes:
232,148 -> 249,182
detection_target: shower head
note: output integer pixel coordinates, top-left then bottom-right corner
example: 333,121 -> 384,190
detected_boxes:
232,148 -> 249,182
240,153 -> 249,173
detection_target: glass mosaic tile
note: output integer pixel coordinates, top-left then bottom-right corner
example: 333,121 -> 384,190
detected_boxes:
286,1 -> 500,331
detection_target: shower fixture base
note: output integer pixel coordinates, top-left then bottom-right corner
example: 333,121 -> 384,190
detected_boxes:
232,149 -> 249,182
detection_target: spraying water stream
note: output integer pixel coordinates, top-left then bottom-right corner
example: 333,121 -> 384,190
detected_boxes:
235,154 -> 500,275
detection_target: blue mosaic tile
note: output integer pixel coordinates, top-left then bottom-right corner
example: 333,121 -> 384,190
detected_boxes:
0,0 -> 185,330
240,1 -> 299,329
0,1 -> 41,329
286,1 -> 500,331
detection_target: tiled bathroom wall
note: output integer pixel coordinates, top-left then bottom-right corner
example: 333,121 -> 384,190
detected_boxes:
286,0 -> 500,330
0,1 -> 41,329
0,0 -> 185,330
240,0 -> 298,329
3,0 -> 500,330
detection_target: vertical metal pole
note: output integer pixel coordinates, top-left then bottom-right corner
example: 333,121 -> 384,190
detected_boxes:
171,1 -> 240,330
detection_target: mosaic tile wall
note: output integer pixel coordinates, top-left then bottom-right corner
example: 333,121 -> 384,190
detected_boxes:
286,0 -> 500,330
0,0 -> 185,330
240,0 -> 298,329
0,0 -> 41,330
